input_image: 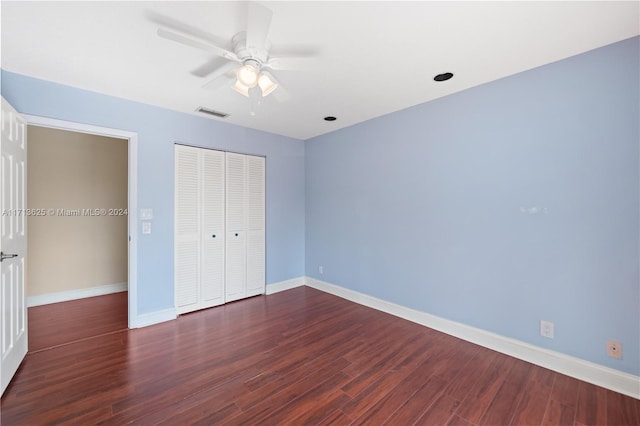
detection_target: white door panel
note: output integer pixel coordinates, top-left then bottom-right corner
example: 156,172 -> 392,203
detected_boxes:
225,230 -> 246,302
174,145 -> 200,314
201,149 -> 225,307
225,152 -> 247,301
246,155 -> 265,296
246,229 -> 265,296
1,97 -> 28,397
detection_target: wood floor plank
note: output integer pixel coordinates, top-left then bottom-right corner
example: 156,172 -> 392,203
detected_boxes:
225,357 -> 351,424
382,375 -> 448,425
415,404 -> 455,425
242,321 -> 360,393
317,409 -> 353,426
479,359 -> 532,425
455,353 -> 517,424
288,390 -> 352,425
438,346 -> 498,404
447,414 -> 476,426
122,369 -> 254,425
234,336 -> 358,410
256,371 -> 352,425
510,392 -> 550,426
350,358 -> 437,425
341,337 -> 440,420
431,338 -> 480,382
576,381 -> 607,426
607,389 -> 640,426
479,380 -> 525,425
549,373 -> 580,407
1,287 -> 636,426
542,399 -> 576,425
341,331 -> 434,398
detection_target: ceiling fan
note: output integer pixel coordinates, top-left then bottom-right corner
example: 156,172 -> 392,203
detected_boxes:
154,2 -> 316,114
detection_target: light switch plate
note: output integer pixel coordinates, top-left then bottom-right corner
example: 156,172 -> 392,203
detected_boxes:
142,221 -> 152,234
140,208 -> 153,220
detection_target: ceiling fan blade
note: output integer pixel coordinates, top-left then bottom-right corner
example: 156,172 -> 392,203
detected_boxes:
157,28 -> 239,62
202,74 -> 236,92
202,62 -> 239,90
269,45 -> 322,58
246,2 -> 272,50
264,56 -> 316,71
191,57 -> 232,78
146,10 -> 229,49
272,85 -> 291,103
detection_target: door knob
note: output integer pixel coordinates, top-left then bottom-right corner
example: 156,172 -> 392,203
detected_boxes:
0,252 -> 18,262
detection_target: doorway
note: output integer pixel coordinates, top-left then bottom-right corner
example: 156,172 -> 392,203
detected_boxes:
24,115 -> 138,330
27,126 -> 128,350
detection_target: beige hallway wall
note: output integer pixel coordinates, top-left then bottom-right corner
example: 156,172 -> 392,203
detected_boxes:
27,126 -> 128,297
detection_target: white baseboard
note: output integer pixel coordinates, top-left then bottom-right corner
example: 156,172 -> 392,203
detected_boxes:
131,308 -> 176,329
130,277 -> 305,329
305,277 -> 640,399
27,282 -> 128,307
266,276 -> 305,295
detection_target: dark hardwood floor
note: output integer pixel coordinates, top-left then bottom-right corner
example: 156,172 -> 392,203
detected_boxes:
27,291 -> 128,352
1,286 -> 638,425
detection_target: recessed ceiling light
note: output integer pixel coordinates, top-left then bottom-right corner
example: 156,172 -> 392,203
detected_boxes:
324,116 -> 337,121
434,72 -> 454,82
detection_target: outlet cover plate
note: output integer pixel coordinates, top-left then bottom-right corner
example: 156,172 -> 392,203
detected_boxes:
540,320 -> 554,338
607,340 -> 622,359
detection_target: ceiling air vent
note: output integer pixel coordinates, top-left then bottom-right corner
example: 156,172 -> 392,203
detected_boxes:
196,107 -> 229,118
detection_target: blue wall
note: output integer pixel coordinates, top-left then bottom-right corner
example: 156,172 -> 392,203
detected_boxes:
1,71 -> 306,315
305,37 -> 640,375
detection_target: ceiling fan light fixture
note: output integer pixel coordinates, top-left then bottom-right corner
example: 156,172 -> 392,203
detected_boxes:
258,72 -> 278,96
237,64 -> 259,88
232,80 -> 250,97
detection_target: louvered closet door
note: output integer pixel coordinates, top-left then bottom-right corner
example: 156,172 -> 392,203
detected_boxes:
225,152 -> 247,302
201,149 -> 225,308
246,155 -> 265,296
174,145 -> 200,314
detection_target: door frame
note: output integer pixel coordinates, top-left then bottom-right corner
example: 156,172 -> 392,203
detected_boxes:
23,115 -> 138,329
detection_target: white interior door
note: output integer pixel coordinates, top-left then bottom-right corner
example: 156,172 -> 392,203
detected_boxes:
1,97 -> 28,397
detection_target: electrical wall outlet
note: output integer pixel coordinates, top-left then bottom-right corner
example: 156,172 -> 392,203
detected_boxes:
607,340 -> 622,359
540,320 -> 554,338
318,266 -> 323,275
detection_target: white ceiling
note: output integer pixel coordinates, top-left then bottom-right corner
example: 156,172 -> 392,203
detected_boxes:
1,1 -> 638,140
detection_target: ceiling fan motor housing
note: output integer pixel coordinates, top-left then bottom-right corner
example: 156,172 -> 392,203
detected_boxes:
232,31 -> 270,68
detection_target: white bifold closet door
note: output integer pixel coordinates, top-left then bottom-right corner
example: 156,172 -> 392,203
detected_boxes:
175,145 -> 264,314
225,153 -> 266,302
201,149 -> 226,306
224,152 -> 247,302
245,154 -> 266,297
174,145 -> 226,314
